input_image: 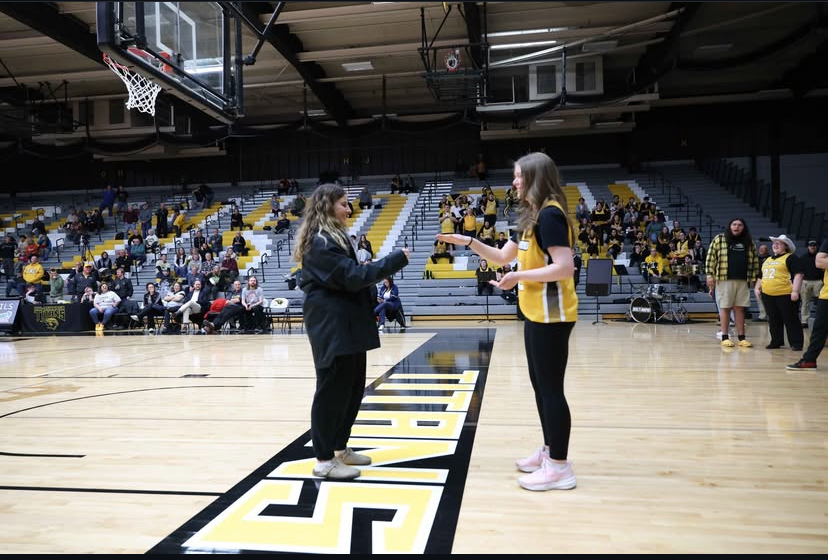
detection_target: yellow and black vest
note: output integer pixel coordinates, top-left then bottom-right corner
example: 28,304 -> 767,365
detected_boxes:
516,200 -> 579,323
760,253 -> 794,296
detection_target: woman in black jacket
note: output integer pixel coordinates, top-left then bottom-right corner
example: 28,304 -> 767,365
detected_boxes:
293,183 -> 409,481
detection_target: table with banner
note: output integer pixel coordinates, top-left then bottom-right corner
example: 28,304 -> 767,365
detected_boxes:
17,301 -> 95,334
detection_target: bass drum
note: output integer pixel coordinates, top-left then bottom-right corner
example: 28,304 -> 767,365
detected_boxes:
629,296 -> 662,323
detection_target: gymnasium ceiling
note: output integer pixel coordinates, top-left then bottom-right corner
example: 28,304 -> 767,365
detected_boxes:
0,1 -> 827,145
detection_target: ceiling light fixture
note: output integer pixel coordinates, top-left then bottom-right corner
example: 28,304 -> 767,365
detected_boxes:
342,61 -> 374,72
490,40 -> 557,51
593,121 -> 624,128
301,109 -> 326,117
535,118 -> 564,126
488,27 -> 571,38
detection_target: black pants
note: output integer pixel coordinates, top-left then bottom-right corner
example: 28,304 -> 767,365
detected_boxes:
524,320 -> 575,460
803,299 -> 828,362
761,292 -> 804,348
311,352 -> 366,461
212,303 -> 244,329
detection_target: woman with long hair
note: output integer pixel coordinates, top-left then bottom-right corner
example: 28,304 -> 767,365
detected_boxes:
293,183 -> 409,481
437,152 -> 579,492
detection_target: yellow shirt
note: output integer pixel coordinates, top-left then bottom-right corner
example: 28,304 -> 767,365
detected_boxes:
760,253 -> 794,296
516,200 -> 578,323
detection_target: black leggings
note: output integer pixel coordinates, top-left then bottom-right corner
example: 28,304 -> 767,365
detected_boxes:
311,352 -> 367,461
524,320 -> 575,460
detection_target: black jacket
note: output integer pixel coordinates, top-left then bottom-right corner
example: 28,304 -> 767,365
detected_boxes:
300,231 -> 407,369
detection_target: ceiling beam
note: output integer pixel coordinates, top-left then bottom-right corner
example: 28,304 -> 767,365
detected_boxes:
236,2 -> 354,127
0,2 -> 101,64
770,37 -> 828,98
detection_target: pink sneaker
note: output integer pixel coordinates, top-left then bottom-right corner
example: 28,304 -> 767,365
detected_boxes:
515,446 -> 549,473
517,457 -> 577,491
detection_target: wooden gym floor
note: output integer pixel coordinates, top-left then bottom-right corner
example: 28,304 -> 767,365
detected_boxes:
0,319 -> 826,553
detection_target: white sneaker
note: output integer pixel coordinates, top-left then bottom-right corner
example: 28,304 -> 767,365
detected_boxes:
378,324 -> 384,331
130,314 -> 139,321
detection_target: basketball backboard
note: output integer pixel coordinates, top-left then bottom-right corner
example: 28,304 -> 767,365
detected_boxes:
96,1 -> 240,123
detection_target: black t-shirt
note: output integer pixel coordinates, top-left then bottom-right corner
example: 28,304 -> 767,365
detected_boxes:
510,206 -> 570,252
726,240 -> 749,280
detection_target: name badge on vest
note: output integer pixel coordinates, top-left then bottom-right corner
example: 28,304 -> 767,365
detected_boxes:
518,240 -> 530,251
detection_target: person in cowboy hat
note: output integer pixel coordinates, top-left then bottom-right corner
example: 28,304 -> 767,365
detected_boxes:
754,234 -> 804,351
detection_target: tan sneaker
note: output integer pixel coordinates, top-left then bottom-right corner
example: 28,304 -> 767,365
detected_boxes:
720,339 -> 735,347
336,447 -> 372,466
737,339 -> 753,347
312,459 -> 360,480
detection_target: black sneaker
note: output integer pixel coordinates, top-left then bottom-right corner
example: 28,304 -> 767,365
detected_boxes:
786,359 -> 817,371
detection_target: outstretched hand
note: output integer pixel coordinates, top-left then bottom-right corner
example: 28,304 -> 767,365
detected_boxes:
490,271 -> 519,291
436,233 -> 468,246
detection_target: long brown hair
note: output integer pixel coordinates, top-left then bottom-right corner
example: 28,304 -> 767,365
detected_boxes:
514,152 -> 573,243
292,183 -> 351,263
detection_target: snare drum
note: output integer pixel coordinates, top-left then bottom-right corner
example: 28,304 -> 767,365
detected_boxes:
629,296 -> 662,323
646,285 -> 665,299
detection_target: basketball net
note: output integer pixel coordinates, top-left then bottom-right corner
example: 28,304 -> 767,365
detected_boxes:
103,52 -> 162,116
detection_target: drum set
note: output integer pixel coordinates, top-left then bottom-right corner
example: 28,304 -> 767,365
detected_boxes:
628,284 -> 688,324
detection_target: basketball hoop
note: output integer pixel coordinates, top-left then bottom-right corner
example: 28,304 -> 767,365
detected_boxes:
103,52 -> 162,116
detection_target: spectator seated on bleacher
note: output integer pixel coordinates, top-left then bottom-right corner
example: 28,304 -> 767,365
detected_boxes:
128,237 -> 147,267
291,193 -> 306,217
133,282 -> 164,331
231,231 -> 248,257
274,212 -> 291,234
241,276 -> 267,333
431,239 -> 454,265
144,229 -> 159,254
642,247 -> 671,284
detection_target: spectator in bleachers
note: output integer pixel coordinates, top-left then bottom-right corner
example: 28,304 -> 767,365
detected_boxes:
202,279 -> 245,334
390,174 -> 402,194
156,268 -> 174,296
123,204 -> 139,228
643,247 -> 670,284
171,208 -> 185,237
229,206 -> 245,231
477,221 -> 496,247
174,278 -> 209,328
291,193 -> 306,217
34,229 -> 51,261
590,200 -> 610,242
231,231 -> 247,257
461,210 -> 478,250
20,255 -> 44,296
270,193 -> 282,216
155,253 -> 172,277
357,186 -> 373,210
114,249 -> 131,272
504,185 -> 519,217
220,248 -> 240,284
686,226 -> 702,248
161,281 -> 187,332
482,192 -> 498,228
138,202 -> 153,237
185,263 -> 206,289
645,211 -> 665,244
128,237 -> 147,267
690,239 -> 706,272
585,228 -> 601,260
115,185 -> 129,214
274,212 -> 291,234
155,203 -> 169,238
1,234 -> 15,282
99,184 -> 117,218
193,184 -> 214,209
125,228 -> 142,245
439,203 -> 457,236
23,237 -> 39,262
374,276 -> 402,331
144,228 -> 159,254
68,261 -> 98,300
574,197 -> 590,224
629,243 -> 646,269
605,229 -> 624,259
207,227 -> 223,255
431,238 -> 454,264
89,281 -> 121,332
133,282 -> 164,331
357,235 -> 374,261
240,275 -> 266,332
191,229 -> 206,253
173,247 -> 189,278
475,259 -> 495,296
656,225 -> 672,257
201,252 -> 216,275
47,267 -> 64,303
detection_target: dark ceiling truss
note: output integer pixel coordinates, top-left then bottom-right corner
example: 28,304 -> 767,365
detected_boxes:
222,1 -> 354,127
770,37 -> 828,98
